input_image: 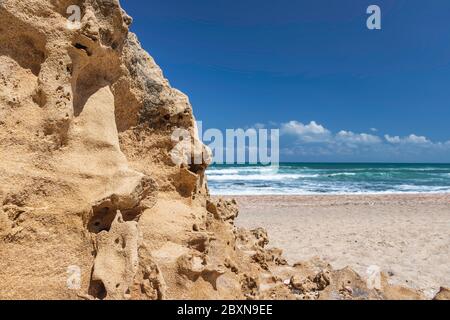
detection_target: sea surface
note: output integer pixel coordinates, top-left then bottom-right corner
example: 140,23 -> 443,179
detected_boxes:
206,163 -> 450,195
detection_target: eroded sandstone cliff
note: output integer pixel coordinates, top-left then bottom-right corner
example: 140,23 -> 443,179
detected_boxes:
0,0 -> 441,300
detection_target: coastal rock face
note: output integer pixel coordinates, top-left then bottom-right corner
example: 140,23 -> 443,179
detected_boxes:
0,0 -> 211,299
0,0 -> 440,300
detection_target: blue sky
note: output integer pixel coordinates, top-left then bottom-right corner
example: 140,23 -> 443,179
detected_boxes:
121,0 -> 450,162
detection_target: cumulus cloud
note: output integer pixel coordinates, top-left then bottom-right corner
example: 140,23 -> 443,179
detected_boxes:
280,120 -> 382,145
336,131 -> 382,145
385,134 -> 430,144
259,119 -> 450,161
384,135 -> 401,144
280,120 -> 331,142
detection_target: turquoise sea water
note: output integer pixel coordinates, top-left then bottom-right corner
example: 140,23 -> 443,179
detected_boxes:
206,163 -> 450,195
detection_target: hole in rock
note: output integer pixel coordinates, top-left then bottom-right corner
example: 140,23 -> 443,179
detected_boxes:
73,43 -> 92,56
188,163 -> 205,175
88,207 -> 115,234
88,280 -> 107,300
88,205 -> 142,234
188,237 -> 208,253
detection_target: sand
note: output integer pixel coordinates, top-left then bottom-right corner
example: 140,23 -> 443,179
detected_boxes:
228,194 -> 450,297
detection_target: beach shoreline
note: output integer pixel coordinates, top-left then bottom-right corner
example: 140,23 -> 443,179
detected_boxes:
215,193 -> 450,297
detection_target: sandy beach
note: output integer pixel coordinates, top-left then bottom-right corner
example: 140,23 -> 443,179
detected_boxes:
227,194 -> 450,297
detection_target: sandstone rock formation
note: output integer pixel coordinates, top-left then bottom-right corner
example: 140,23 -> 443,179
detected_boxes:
0,0 -> 446,300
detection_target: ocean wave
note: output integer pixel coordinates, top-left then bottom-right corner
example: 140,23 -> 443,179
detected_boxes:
206,168 -> 241,174
209,188 -> 450,196
395,184 -> 450,192
327,172 -> 357,177
207,173 -> 319,181
207,164 -> 450,195
207,167 -> 280,175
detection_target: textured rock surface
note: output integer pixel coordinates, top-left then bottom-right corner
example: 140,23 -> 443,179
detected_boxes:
0,0 -> 444,300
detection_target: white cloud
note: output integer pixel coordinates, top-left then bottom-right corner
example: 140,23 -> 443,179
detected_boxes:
280,120 -> 331,142
263,119 -> 450,161
281,120 -> 329,135
385,134 -> 430,144
336,130 -> 382,145
280,121 -> 381,145
405,134 -> 430,144
384,135 -> 401,144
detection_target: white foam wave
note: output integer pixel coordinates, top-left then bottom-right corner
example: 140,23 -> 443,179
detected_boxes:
327,172 -> 357,177
207,173 -> 318,181
207,167 -> 279,175
206,168 -> 241,174
395,184 -> 450,192
210,188 -> 450,196
207,165 -> 450,195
